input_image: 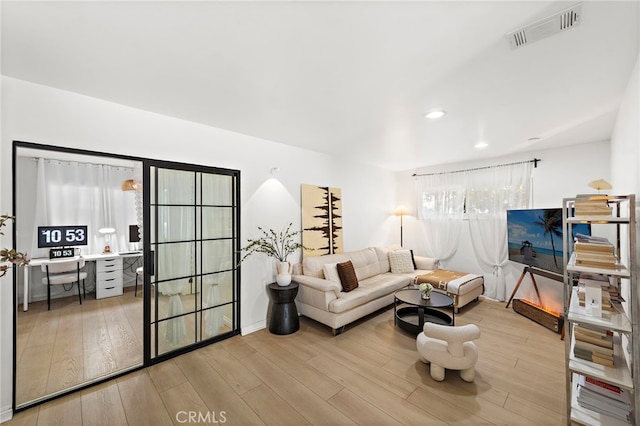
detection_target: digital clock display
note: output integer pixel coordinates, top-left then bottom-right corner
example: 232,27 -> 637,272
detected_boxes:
38,225 -> 88,248
49,248 -> 76,259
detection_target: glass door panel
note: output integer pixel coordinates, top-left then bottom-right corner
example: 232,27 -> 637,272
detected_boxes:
147,162 -> 239,360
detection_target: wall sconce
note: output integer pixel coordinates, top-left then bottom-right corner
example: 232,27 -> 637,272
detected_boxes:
394,205 -> 408,247
98,227 -> 116,253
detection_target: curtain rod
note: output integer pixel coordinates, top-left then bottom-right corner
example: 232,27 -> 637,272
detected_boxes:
29,156 -> 136,171
412,158 -> 540,177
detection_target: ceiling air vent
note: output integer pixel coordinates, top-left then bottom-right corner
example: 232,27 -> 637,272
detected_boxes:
506,3 -> 582,50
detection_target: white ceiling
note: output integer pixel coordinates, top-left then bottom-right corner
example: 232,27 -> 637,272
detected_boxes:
2,1 -> 638,171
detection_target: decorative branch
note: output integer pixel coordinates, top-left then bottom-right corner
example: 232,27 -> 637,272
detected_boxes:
1,214 -> 29,278
240,223 -> 307,263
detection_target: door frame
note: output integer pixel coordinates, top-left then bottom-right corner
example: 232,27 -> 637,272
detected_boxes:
11,141 -> 241,412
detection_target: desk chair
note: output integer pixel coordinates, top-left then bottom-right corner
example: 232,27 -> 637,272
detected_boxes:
135,266 -> 143,297
42,258 -> 87,310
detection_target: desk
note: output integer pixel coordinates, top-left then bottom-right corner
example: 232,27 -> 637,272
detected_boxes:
23,251 -> 142,311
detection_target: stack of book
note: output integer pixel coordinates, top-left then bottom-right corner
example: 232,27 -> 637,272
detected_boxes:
574,197 -> 613,216
578,273 -> 622,303
577,287 -> 614,312
573,324 -> 614,367
576,375 -> 631,422
574,234 -> 618,269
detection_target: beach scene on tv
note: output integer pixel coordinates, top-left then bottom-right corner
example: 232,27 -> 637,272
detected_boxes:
507,208 -> 590,275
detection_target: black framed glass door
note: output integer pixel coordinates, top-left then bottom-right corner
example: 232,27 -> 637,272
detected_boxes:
144,161 -> 240,361
12,142 -> 242,412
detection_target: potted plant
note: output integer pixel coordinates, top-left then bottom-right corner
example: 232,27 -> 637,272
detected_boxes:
1,214 -> 29,278
240,223 -> 306,286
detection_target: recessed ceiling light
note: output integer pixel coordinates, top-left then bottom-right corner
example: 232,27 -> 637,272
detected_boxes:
424,110 -> 446,119
474,141 -> 488,149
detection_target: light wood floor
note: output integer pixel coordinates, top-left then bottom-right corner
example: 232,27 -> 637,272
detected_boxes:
15,287 -> 144,406
6,297 -> 567,425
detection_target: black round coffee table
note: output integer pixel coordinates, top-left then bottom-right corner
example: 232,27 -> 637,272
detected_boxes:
394,289 -> 454,334
268,282 -> 300,335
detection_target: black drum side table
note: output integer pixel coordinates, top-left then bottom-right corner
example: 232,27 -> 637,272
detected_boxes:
268,282 -> 300,335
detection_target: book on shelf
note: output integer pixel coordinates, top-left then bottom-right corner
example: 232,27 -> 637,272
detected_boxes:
577,289 -> 614,311
574,255 -> 618,269
573,342 -> 614,359
577,276 -> 621,302
578,273 -> 611,286
575,233 -> 611,244
574,323 -> 614,338
576,376 -> 631,421
574,198 -> 613,216
580,375 -> 631,405
573,328 -> 614,349
573,346 -> 614,365
574,340 -> 614,358
574,241 -> 616,254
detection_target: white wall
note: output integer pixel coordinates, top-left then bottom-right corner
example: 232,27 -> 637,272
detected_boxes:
395,140 -> 611,313
610,55 -> 639,195
0,77 -> 398,417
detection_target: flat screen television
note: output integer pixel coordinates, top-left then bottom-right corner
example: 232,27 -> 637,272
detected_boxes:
507,208 -> 590,275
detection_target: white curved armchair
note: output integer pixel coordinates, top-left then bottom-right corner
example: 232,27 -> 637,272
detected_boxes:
416,322 -> 481,382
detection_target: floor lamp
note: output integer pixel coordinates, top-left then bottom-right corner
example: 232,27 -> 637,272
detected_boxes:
394,205 -> 408,247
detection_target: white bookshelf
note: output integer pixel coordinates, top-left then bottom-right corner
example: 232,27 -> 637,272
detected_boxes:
563,194 -> 637,425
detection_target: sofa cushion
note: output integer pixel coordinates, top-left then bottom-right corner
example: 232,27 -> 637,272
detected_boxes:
337,261 -> 359,292
348,248 -> 381,281
388,250 -> 415,273
328,273 -> 410,313
303,253 -> 350,278
323,262 -> 341,284
374,247 -> 391,274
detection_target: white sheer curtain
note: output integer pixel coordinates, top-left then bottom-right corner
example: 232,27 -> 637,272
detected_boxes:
415,172 -> 466,265
157,169 -> 194,347
29,158 -> 137,259
203,174 -> 233,336
466,162 -> 533,300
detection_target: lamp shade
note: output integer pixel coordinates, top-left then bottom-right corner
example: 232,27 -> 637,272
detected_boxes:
121,179 -> 141,191
394,205 -> 408,216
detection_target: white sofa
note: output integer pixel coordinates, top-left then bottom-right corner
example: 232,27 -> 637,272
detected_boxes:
292,247 -> 439,335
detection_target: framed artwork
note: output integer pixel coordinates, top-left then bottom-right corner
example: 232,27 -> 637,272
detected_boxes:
301,184 -> 343,257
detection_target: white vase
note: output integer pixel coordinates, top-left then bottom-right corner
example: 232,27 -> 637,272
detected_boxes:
276,261 -> 292,287
421,292 -> 431,300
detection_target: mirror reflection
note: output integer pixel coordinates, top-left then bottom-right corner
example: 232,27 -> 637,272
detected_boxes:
15,146 -> 144,407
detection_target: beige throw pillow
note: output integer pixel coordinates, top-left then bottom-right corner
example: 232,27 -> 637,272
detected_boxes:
323,262 -> 342,284
388,250 -> 415,274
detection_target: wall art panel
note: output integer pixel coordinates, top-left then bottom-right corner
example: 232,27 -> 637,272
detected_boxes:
301,184 -> 343,257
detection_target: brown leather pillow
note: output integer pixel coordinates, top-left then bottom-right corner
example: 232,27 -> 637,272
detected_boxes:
336,260 -> 359,292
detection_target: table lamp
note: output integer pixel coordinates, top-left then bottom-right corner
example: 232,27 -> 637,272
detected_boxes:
98,227 -> 116,253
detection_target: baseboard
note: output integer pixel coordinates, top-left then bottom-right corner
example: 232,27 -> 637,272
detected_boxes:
1,405 -> 13,423
241,320 -> 266,335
